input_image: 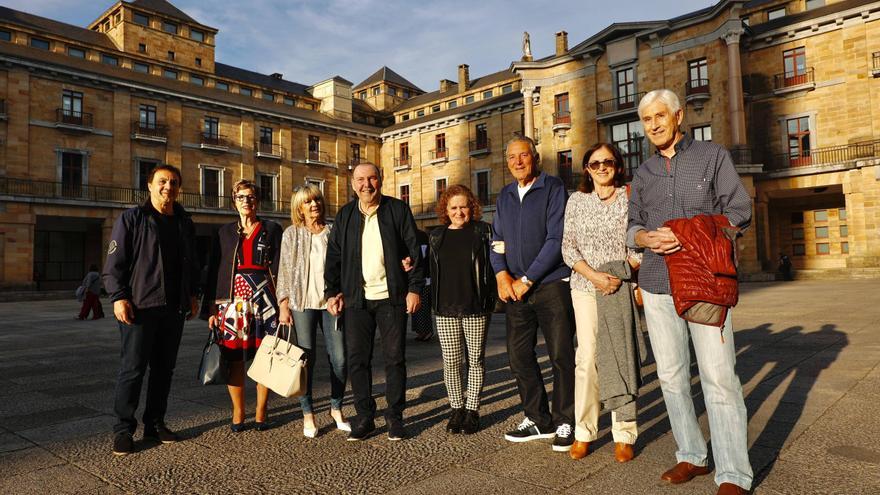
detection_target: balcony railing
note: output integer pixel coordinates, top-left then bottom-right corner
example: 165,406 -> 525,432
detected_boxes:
255,141 -> 284,159
429,148 -> 448,162
200,133 -> 231,150
302,150 -> 333,165
0,99 -> 6,118
553,111 -> 571,126
765,139 -> 880,171
872,52 -> 880,77
394,156 -> 411,169
596,92 -> 645,116
685,79 -> 710,96
131,121 -> 168,141
729,147 -> 753,165
468,138 -> 491,155
56,108 -> 93,128
774,68 -> 815,90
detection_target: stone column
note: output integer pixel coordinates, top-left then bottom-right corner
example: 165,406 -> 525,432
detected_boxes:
723,29 -> 747,148
521,85 -> 535,139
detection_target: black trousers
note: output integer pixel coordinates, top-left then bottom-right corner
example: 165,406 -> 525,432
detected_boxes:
113,306 -> 185,435
505,280 -> 576,430
344,298 -> 407,424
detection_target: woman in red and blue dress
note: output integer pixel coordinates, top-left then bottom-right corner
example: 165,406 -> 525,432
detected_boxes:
202,179 -> 282,432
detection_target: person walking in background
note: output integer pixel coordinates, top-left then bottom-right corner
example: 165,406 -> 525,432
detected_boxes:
103,164 -> 200,456
429,185 -> 496,435
202,179 -> 283,433
562,143 -> 645,463
77,264 -> 104,320
491,136 -> 576,453
276,184 -> 350,438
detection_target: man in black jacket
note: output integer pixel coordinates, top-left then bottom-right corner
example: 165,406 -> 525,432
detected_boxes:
103,164 -> 200,456
325,162 -> 424,441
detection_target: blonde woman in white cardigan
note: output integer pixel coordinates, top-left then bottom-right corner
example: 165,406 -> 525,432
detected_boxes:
277,185 -> 349,437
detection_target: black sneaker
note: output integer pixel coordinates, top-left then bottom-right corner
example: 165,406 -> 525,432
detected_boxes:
112,432 -> 134,456
446,408 -> 464,434
551,423 -> 574,452
143,424 -> 181,444
347,419 -> 376,441
503,417 -> 555,442
461,410 -> 480,435
387,420 -> 406,441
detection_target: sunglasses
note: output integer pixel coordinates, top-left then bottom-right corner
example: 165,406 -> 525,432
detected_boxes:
234,195 -> 257,203
585,158 -> 617,171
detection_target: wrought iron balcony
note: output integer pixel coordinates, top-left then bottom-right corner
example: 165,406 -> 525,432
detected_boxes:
200,133 -> 231,151
429,148 -> 448,163
255,141 -> 284,159
685,79 -> 710,108
303,150 -> 333,166
55,108 -> 93,129
468,138 -> 491,156
872,52 -> 880,77
596,92 -> 645,118
394,156 -> 411,170
553,111 -> 571,129
729,146 -> 754,165
131,121 -> 168,142
774,68 -> 815,93
765,139 -> 880,172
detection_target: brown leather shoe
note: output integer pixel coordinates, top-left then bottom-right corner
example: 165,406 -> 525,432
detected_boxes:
660,462 -> 711,484
716,482 -> 748,495
614,442 -> 634,463
569,440 -> 589,460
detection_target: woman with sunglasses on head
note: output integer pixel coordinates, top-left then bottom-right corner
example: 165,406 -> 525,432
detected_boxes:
562,143 -> 645,462
276,184 -> 350,438
202,179 -> 283,432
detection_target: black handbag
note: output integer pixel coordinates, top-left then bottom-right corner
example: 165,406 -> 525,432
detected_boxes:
197,327 -> 228,385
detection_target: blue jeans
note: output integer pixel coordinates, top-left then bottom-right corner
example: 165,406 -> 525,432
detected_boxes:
641,290 -> 753,489
292,309 -> 346,413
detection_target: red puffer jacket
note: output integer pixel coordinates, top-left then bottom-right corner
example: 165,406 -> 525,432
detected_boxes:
663,214 -> 740,328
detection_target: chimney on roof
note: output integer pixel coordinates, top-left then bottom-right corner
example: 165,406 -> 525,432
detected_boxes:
440,79 -> 455,93
556,31 -> 569,56
271,73 -> 283,79
458,64 -> 470,93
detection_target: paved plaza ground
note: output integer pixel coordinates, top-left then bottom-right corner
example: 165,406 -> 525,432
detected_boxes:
1,279 -> 879,494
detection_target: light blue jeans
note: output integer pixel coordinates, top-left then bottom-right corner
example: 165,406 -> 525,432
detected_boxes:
292,309 -> 346,414
641,290 -> 753,490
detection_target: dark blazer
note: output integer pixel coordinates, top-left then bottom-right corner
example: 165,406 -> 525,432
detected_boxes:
428,221 -> 496,315
324,195 -> 424,308
200,217 -> 282,318
102,199 -> 199,311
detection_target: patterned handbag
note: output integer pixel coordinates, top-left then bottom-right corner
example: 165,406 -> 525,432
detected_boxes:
246,324 -> 308,398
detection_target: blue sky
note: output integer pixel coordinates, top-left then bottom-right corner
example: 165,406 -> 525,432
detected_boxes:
8,0 -> 716,90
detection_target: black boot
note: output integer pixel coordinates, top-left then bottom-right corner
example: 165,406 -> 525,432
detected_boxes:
446,408 -> 464,433
461,410 -> 480,435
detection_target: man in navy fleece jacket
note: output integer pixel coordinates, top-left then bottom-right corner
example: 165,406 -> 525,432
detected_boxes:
491,136 -> 576,453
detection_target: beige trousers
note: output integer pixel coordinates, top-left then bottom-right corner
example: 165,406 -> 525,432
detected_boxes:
572,288 -> 638,444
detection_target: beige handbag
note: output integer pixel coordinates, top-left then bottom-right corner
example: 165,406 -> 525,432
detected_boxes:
246,324 -> 308,398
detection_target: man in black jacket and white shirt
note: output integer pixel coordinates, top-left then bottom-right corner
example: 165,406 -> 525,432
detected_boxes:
103,164 -> 199,456
325,162 -> 424,441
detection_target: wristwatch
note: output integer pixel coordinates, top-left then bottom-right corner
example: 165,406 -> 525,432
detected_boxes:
520,276 -> 533,287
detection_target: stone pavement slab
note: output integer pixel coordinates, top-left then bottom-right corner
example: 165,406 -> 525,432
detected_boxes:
0,279 -> 879,494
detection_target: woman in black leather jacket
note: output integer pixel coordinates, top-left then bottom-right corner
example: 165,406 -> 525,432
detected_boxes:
429,184 -> 496,435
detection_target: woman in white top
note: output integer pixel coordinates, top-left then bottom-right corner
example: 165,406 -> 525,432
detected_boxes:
562,142 -> 642,463
277,185 -> 349,438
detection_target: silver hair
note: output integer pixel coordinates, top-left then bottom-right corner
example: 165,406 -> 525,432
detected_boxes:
638,89 -> 682,118
505,134 -> 541,167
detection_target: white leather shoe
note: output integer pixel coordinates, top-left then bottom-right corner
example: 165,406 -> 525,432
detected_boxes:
303,424 -> 318,438
334,420 -> 351,432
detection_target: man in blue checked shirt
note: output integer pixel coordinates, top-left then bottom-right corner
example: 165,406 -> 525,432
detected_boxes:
627,89 -> 753,495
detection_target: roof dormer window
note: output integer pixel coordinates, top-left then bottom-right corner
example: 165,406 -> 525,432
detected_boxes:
163,21 -> 178,35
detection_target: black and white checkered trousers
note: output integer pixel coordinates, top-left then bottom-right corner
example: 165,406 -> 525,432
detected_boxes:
435,314 -> 490,411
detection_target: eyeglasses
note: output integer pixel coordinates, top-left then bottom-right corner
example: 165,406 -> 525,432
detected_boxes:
585,158 -> 616,171
234,195 -> 257,203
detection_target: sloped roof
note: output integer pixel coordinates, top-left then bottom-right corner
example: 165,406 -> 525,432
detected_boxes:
0,5 -> 117,50
748,0 -> 877,35
215,63 -> 311,97
393,68 -> 516,113
126,0 -> 199,25
353,66 -> 422,92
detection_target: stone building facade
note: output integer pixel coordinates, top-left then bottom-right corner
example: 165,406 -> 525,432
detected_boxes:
1,0 -> 878,289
